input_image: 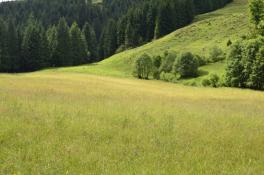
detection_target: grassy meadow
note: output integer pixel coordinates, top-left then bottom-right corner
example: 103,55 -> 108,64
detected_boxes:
1,72 -> 264,174
1,0 -> 264,174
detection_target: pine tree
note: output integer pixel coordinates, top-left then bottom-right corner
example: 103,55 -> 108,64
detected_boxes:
0,18 -> 8,72
54,18 -> 72,66
101,19 -> 117,58
6,19 -> 20,72
46,25 -> 58,66
83,22 -> 97,61
154,2 -> 174,39
70,22 -> 89,65
21,17 -> 46,71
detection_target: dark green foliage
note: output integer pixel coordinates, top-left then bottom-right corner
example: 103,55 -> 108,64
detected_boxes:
70,22 -> 89,66
225,37 -> 264,90
194,0 -> 232,14
99,19 -> 117,58
0,18 -> 8,72
249,47 -> 264,89
83,22 -> 98,61
133,54 -> 153,79
249,0 -> 264,34
20,17 -> 47,71
227,39 -> 232,46
173,52 -> 198,78
152,55 -> 162,79
225,41 -> 245,87
154,2 -> 175,39
53,18 -> 72,67
46,25 -> 58,66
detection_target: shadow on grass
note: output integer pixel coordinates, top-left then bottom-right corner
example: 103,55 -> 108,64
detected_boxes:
198,69 -> 209,77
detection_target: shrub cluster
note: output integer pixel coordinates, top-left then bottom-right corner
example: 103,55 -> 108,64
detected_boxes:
225,36 -> 264,90
202,74 -> 221,88
133,51 -> 201,81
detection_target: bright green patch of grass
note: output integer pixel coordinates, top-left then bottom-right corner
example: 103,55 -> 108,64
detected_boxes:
0,73 -> 264,174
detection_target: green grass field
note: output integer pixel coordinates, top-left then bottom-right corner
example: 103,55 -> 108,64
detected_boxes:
2,0 -> 264,174
1,73 -> 264,174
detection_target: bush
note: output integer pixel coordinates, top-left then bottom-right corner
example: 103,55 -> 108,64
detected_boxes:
202,74 -> 220,88
195,54 -> 207,66
209,46 -> 225,62
133,54 -> 153,79
159,51 -> 177,73
160,72 -> 179,82
173,52 -> 198,78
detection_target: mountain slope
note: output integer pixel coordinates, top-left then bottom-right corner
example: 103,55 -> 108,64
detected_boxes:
51,0 -> 249,79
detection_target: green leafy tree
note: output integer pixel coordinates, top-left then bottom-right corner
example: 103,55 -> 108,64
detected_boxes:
133,53 -> 153,79
225,41 -> 245,87
173,52 -> 198,78
209,46 -> 225,62
159,51 -> 177,73
249,47 -> 264,90
249,0 -> 264,34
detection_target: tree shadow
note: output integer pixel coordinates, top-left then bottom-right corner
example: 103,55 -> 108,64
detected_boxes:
198,69 -> 209,77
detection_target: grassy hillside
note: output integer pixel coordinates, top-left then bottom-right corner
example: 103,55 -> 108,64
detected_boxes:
1,72 -> 264,174
51,0 -> 249,80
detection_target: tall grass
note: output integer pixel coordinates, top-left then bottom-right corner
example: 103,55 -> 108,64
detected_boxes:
0,72 -> 264,174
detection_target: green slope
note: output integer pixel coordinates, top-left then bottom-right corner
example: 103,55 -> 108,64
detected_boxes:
50,0 -> 249,80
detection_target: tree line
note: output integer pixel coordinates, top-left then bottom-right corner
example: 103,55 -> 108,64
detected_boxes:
0,0 -> 232,72
0,16 -> 95,72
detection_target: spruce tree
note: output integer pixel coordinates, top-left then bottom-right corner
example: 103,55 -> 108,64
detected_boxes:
54,18 -> 71,66
0,18 -> 8,72
6,19 -> 20,72
101,19 -> 117,58
83,22 -> 97,61
21,17 -> 46,71
70,22 -> 89,65
46,25 -> 58,66
154,2 -> 174,39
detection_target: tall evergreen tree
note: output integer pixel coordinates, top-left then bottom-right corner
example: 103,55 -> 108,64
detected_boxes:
53,18 -> 71,66
100,19 -> 117,58
0,18 -> 8,72
83,22 -> 97,61
154,2 -> 174,39
6,19 -> 20,72
20,17 -> 46,71
46,25 -> 58,66
70,22 -> 89,65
